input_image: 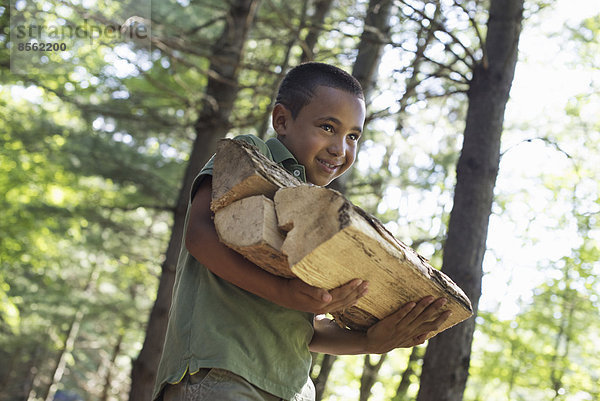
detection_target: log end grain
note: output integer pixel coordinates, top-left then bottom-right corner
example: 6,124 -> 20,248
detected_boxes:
211,139 -> 302,212
214,195 -> 295,278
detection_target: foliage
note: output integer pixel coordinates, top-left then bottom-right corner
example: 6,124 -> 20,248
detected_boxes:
0,0 -> 599,400
0,52 -> 175,401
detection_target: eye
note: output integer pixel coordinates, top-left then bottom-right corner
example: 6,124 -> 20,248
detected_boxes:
348,133 -> 360,141
320,124 -> 334,133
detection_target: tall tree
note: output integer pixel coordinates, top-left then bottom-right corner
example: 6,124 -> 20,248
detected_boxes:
311,353 -> 337,401
330,0 -> 393,194
43,266 -> 99,401
393,347 -> 424,401
358,354 -> 387,401
417,1 -> 524,400
128,1 -> 260,399
315,1 -> 394,397
300,0 -> 335,62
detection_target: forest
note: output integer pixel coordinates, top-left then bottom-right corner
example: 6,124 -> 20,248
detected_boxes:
1,0 -> 599,400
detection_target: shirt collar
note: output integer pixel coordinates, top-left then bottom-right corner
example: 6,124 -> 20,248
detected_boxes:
266,138 -> 306,183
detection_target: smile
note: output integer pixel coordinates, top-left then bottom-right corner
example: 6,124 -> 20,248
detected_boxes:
317,158 -> 342,171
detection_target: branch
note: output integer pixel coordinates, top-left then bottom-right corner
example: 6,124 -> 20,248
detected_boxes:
185,15 -> 227,36
396,0 -> 478,67
419,53 -> 470,83
452,0 -> 487,68
500,137 -> 573,160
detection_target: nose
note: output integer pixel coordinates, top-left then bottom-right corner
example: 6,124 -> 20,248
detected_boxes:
327,135 -> 346,157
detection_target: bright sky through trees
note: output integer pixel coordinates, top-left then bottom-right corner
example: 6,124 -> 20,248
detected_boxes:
481,0 -> 600,319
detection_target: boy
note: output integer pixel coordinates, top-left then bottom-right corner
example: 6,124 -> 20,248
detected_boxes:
153,62 -> 450,401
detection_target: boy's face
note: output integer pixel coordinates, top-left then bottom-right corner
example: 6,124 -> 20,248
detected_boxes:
273,85 -> 366,186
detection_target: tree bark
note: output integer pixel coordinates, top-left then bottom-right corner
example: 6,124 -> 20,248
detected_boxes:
300,0 -> 335,62
313,354 -> 337,401
352,0 -> 393,99
43,266 -> 99,401
393,346 -> 424,401
330,0 -> 392,194
416,1 -> 524,400
359,354 -> 387,401
128,2 -> 260,400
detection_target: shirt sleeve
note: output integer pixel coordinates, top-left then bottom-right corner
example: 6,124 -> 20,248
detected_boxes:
189,135 -> 272,202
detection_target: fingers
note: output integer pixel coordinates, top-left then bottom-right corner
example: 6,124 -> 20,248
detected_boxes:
411,310 -> 452,346
301,279 -> 368,314
406,298 -> 452,346
299,282 -> 332,303
332,279 -> 369,301
388,300 -> 417,323
395,297 -> 448,325
425,309 -> 452,331
286,278 -> 332,312
387,297 -> 428,325
286,278 -> 368,314
327,279 -> 368,312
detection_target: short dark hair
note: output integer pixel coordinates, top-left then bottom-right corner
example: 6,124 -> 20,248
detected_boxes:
275,62 -> 364,119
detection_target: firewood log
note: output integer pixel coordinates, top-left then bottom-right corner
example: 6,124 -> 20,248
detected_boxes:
211,139 -> 473,335
274,185 -> 473,333
213,195 -> 293,278
210,139 -> 302,213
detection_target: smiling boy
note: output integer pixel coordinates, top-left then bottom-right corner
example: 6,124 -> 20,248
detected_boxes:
153,62 -> 450,401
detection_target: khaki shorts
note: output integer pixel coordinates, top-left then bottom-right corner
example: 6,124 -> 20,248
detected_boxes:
158,368 -> 315,401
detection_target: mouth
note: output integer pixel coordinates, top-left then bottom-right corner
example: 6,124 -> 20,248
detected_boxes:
317,158 -> 343,173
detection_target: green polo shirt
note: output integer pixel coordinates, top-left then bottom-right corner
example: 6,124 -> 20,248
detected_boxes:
153,135 -> 313,401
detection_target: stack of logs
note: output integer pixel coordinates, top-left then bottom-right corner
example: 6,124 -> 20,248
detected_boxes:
211,139 -> 473,337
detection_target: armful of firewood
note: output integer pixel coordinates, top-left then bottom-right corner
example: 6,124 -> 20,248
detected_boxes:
211,139 -> 473,336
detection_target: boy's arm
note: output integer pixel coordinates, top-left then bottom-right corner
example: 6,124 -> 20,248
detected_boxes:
186,176 -> 368,314
309,296 -> 451,355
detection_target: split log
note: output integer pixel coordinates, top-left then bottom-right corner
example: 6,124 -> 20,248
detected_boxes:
213,195 -> 293,278
274,185 -> 473,334
211,139 -> 473,335
211,139 -> 302,212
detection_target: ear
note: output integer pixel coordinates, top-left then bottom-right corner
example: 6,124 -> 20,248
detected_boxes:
272,103 -> 291,136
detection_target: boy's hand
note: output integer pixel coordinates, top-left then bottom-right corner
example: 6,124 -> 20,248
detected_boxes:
365,296 -> 452,354
281,278 -> 368,314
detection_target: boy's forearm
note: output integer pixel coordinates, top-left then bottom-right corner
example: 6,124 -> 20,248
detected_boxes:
309,315 -> 371,355
186,177 -> 288,304
187,177 -> 368,314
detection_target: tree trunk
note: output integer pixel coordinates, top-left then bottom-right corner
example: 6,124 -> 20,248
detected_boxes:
330,0 -> 392,194
300,0 -> 335,62
393,347 -> 424,401
416,1 -> 524,400
128,2 -> 260,400
257,0 -> 310,140
100,331 -> 124,401
43,266 -> 99,401
313,354 -> 337,401
359,354 -> 387,401
352,0 -> 393,99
